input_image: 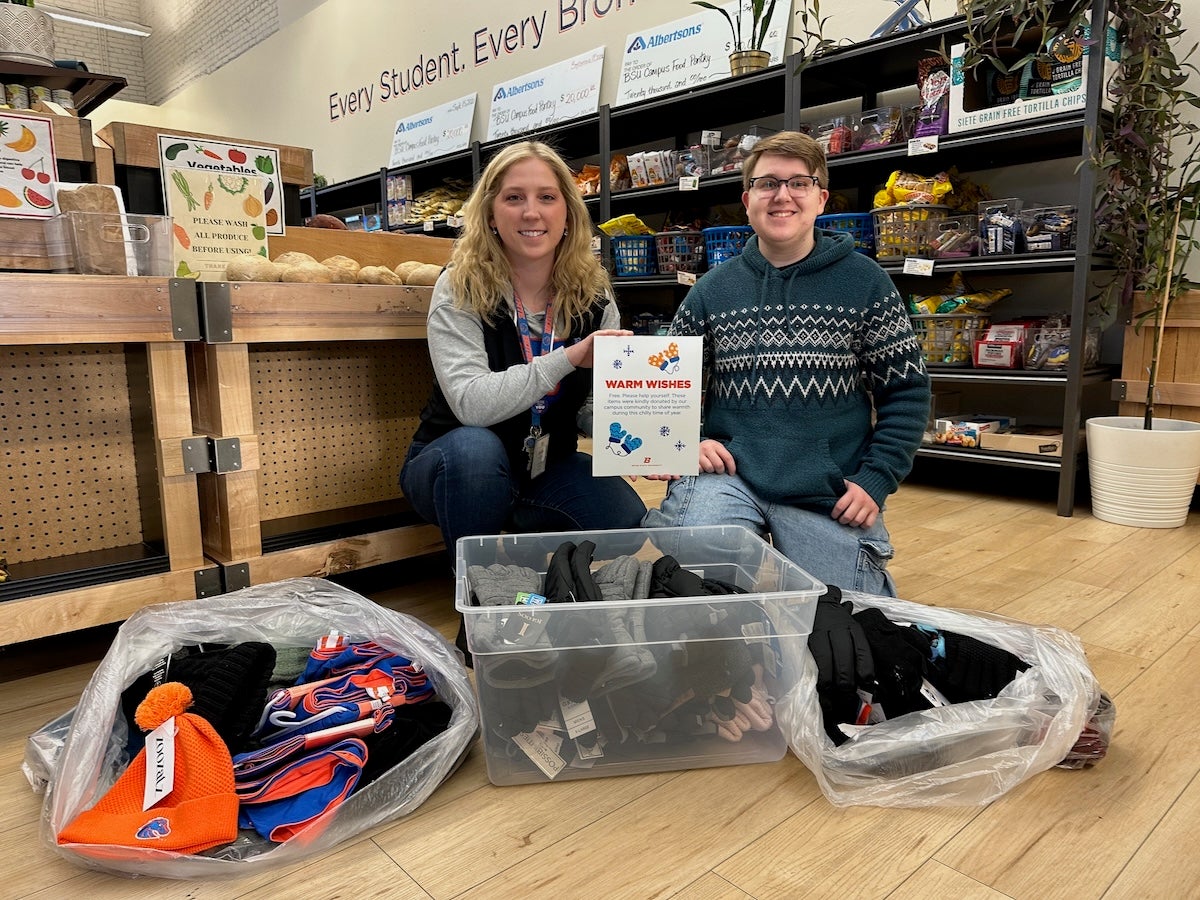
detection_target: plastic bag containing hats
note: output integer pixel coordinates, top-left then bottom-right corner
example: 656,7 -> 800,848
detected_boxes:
774,590 -> 1112,808
40,577 -> 478,878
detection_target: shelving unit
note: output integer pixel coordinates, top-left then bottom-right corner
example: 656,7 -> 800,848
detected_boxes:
0,60 -> 126,116
303,8 -> 1116,515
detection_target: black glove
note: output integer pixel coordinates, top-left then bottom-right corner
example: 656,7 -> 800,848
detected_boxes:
931,630 -> 1029,704
852,606 -> 933,719
807,586 -> 874,744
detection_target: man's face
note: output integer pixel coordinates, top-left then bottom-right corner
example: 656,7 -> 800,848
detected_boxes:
742,153 -> 829,261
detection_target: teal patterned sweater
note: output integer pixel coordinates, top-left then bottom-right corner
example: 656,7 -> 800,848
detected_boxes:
670,230 -> 930,512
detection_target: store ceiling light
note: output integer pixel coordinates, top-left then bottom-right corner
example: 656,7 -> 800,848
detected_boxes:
38,5 -> 152,38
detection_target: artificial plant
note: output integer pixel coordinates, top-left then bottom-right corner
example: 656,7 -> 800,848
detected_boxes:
692,0 -> 779,53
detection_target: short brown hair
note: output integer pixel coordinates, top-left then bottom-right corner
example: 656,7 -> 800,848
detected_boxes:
742,131 -> 829,193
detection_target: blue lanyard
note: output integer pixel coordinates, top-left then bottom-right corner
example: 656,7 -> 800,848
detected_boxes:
513,292 -> 557,421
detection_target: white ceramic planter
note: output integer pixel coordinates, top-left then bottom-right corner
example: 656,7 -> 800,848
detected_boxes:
1086,416 -> 1200,528
0,6 -> 56,66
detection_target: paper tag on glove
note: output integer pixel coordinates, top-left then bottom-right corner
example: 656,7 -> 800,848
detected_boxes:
559,695 -> 596,739
499,607 -> 548,645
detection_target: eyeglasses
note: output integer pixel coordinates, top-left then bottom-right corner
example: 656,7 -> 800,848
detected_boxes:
747,174 -> 822,196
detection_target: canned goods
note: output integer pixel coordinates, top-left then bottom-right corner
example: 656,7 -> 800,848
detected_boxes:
51,89 -> 74,109
4,84 -> 30,109
29,85 -> 50,106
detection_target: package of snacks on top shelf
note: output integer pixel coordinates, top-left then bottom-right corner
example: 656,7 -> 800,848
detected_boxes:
610,154 -> 631,192
915,55 -> 952,137
575,164 -> 601,196
875,169 -> 954,206
644,150 -> 670,186
598,214 -> 653,237
627,152 -> 649,189
815,115 -> 855,155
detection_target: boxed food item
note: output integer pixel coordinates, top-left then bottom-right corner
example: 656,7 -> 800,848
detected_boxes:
1025,325 -> 1100,370
933,415 -> 1015,447
979,198 -> 1026,255
854,106 -> 906,150
973,322 -> 1030,369
980,427 -> 1075,456
456,526 -> 824,785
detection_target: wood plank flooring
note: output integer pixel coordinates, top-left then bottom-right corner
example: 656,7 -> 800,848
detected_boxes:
2,476 -> 1197,899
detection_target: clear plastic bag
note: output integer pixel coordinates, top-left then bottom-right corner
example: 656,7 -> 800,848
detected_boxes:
776,591 -> 1111,807
40,577 -> 478,878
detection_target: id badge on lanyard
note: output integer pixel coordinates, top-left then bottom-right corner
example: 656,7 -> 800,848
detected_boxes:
514,294 -> 555,478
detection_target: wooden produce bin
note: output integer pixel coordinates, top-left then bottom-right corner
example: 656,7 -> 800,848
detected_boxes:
0,110 -> 115,272
96,121 -> 313,226
1118,291 -> 1200,484
0,274 -> 217,645
190,228 -> 453,587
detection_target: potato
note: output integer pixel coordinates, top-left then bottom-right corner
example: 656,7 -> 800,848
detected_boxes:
280,260 -> 336,283
225,255 -> 285,282
357,265 -> 404,285
273,250 -> 318,267
393,260 -> 424,283
307,213 -> 348,229
321,255 -> 361,283
405,263 -> 443,286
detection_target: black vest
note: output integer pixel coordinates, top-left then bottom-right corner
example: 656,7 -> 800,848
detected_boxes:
413,300 -> 606,478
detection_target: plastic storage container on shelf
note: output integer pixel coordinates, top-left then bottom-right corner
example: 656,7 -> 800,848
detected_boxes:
911,312 -> 991,367
610,234 -> 656,277
1019,205 -> 1078,253
919,215 -> 980,258
703,225 -> 754,268
872,204 -> 949,260
456,525 -> 824,786
815,212 -> 875,256
654,230 -> 706,274
45,212 -> 174,276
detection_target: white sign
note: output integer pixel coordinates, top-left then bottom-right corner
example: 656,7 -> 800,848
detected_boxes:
592,335 -> 702,478
389,94 -> 477,169
615,0 -> 792,107
487,46 -> 605,141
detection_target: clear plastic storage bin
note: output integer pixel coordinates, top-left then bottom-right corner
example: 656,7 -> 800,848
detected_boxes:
46,211 -> 173,276
456,526 -> 824,785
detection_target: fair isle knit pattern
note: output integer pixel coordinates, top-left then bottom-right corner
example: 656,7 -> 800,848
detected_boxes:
670,230 -> 930,511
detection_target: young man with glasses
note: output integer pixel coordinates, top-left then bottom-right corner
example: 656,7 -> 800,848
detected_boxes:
643,131 -> 930,596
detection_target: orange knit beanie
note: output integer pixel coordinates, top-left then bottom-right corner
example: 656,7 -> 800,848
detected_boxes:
57,682 -> 239,855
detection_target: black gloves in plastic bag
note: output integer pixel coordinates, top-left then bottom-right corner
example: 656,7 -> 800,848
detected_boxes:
851,606 -> 933,719
806,586 -> 874,745
931,629 -> 1030,704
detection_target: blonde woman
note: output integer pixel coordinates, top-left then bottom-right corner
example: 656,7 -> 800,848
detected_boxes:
401,141 -> 646,576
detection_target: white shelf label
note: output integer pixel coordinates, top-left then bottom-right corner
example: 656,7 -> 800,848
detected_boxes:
677,270 -> 698,286
903,257 -> 936,276
701,130 -> 722,146
908,136 -> 939,156
678,175 -> 699,191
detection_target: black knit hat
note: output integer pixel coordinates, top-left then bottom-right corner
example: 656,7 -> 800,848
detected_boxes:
121,642 -> 277,755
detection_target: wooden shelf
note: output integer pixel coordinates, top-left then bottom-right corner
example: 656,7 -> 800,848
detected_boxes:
0,60 -> 126,116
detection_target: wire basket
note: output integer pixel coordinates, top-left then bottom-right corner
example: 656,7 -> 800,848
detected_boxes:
654,230 -> 706,274
610,234 -> 656,277
703,225 -> 754,268
815,212 -> 875,256
911,312 -> 990,367
872,204 -> 950,259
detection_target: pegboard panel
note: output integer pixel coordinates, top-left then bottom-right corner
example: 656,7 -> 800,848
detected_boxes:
251,341 -> 434,522
1,345 -> 144,564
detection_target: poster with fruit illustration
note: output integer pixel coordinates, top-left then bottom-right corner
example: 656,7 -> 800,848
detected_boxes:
156,134 -> 284,234
164,166 -> 269,281
0,111 -> 58,218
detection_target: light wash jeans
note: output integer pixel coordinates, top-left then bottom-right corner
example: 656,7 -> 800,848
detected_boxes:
642,472 -> 898,596
400,426 -> 647,553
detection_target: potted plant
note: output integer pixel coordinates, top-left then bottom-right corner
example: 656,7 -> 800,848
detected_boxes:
963,0 -> 1200,526
0,0 -> 56,66
692,0 -> 779,75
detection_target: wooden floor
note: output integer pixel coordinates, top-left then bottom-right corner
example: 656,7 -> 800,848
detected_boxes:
3,476 -> 1199,899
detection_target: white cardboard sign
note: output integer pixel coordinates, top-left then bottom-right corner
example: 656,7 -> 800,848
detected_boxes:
487,47 -> 605,141
389,93 -> 477,169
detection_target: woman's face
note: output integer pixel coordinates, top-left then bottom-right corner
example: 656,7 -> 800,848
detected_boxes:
489,157 -> 568,270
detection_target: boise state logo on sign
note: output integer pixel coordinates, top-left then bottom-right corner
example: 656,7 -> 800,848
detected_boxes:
136,816 -> 172,841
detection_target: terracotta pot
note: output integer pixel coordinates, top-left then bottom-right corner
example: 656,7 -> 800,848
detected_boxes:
729,49 -> 771,77
1086,416 -> 1200,527
0,5 -> 55,66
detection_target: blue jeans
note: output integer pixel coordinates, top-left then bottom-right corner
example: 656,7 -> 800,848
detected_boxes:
400,426 -> 647,553
642,473 -> 897,596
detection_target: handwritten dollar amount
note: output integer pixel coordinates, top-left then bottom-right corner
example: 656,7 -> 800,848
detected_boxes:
560,87 -> 594,105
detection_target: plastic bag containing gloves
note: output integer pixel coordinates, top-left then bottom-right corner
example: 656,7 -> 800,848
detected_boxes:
775,590 -> 1112,808
40,577 -> 478,879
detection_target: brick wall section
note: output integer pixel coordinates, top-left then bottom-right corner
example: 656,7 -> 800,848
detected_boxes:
46,0 -> 281,107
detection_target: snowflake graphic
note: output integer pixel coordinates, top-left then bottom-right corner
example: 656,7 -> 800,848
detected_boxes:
674,441 -> 687,452
623,344 -> 635,357
659,426 -> 671,437
612,358 -> 623,370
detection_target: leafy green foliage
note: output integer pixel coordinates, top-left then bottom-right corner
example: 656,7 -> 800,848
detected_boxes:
692,0 -> 778,52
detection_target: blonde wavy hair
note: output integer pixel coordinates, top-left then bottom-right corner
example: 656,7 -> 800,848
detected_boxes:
448,141 -> 609,338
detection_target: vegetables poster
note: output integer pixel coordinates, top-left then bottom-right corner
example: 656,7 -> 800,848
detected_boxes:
0,112 -> 58,218
156,134 -> 284,234
164,166 -> 269,281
